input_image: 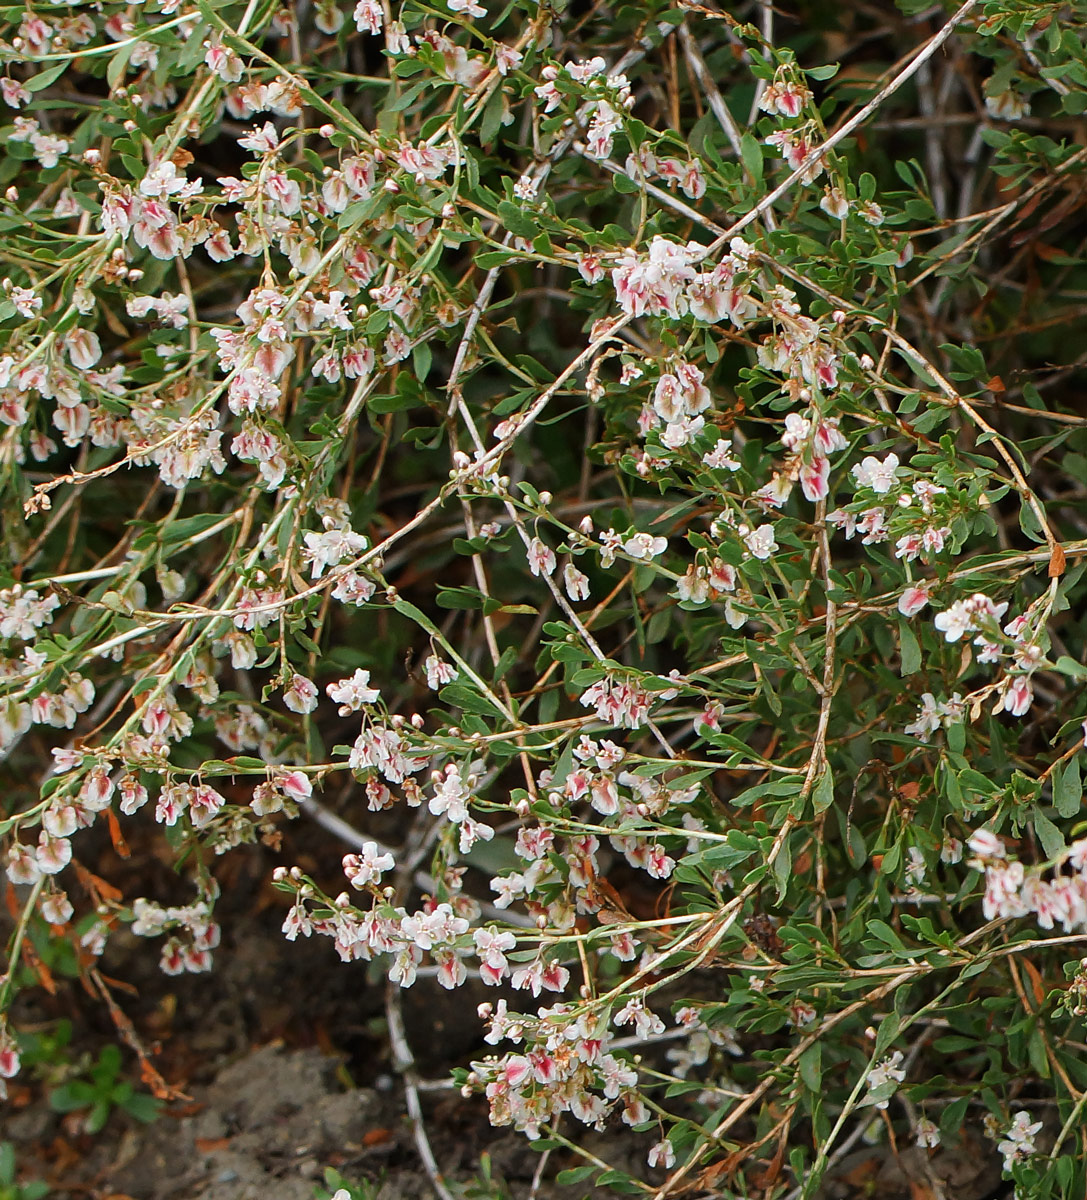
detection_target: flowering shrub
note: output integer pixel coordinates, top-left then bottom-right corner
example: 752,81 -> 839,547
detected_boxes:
3,0 -> 1087,1194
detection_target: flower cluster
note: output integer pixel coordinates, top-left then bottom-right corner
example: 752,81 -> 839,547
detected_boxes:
471,1000 -> 649,1138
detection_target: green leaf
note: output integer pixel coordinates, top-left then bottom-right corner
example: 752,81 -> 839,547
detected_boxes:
480,88 -> 507,146
1054,758 -> 1082,819
158,513 -> 229,548
123,1092 -> 162,1123
812,766 -> 834,814
873,1011 -> 900,1056
369,390 -> 423,413
864,249 -> 903,266
740,132 -> 763,184
799,1043 -> 822,1091
898,621 -> 921,675
1034,808 -> 1066,861
555,1165 -> 597,1185
27,60 -> 70,92
436,587 -> 484,610
497,200 -> 538,240
439,682 -> 503,719
867,919 -> 906,954
412,340 -> 432,382
1054,655 -> 1087,680
85,1100 -> 110,1134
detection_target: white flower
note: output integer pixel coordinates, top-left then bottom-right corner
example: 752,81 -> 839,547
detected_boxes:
986,89 -> 1030,121
857,200 -> 884,226
905,847 -> 926,885
997,1111 -> 1042,1170
527,537 -> 556,577
851,452 -> 900,494
915,1118 -> 941,1148
623,532 -> 668,560
303,528 -> 368,578
940,837 -> 963,864
934,592 -> 1010,644
283,673 -> 318,714
865,1050 -> 906,1109
343,842 -> 395,887
30,132 -> 69,169
353,0 -> 382,33
429,764 -> 471,823
898,585 -> 930,617
424,662 -> 453,691
967,828 -> 1006,860
820,186 -> 850,220
327,669 -> 381,713
933,600 -> 971,642
904,693 -> 942,741
563,562 -> 590,601
425,654 -> 456,690
647,1139 -> 675,1169
743,524 -> 778,560
703,439 -> 740,470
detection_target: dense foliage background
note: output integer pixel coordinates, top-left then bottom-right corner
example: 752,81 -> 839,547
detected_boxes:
3,0 -> 1087,1195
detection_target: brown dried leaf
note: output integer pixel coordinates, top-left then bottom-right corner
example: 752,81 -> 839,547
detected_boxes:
1049,542 -> 1066,578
